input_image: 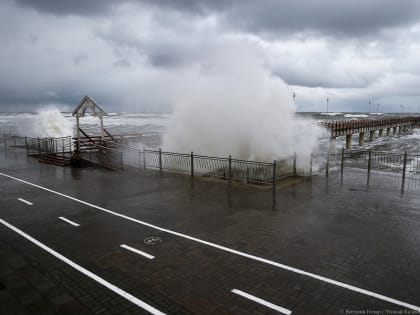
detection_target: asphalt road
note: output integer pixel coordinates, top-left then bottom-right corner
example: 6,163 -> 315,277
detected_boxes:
1,144 -> 420,315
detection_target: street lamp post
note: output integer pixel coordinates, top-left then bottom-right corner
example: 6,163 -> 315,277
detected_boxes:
326,98 -> 329,115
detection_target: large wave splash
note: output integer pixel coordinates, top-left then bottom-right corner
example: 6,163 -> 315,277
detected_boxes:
32,108 -> 73,138
162,56 -> 325,168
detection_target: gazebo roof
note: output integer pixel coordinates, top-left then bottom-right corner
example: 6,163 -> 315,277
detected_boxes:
72,95 -> 107,117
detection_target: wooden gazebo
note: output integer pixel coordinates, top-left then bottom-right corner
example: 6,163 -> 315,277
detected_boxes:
72,95 -> 107,152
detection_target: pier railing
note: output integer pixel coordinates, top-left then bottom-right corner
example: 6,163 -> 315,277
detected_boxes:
320,116 -> 420,137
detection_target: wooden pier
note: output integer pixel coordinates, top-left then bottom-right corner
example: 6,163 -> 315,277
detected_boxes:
320,116 -> 420,148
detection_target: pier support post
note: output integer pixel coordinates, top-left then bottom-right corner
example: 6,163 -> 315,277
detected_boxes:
329,136 -> 337,151
369,130 -> 375,142
386,128 -> 391,136
393,127 -> 397,135
345,134 -> 352,149
358,132 -> 365,146
379,129 -> 383,137
399,126 -> 403,134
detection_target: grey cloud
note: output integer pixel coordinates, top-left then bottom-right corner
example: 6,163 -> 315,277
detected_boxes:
113,59 -> 131,67
227,0 -> 420,37
73,54 -> 88,66
140,0 -> 420,37
14,0 -> 116,15
17,0 -> 420,37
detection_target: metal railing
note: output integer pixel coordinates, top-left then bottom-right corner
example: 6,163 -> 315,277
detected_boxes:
80,144 -> 124,171
25,136 -> 72,156
2,134 -> 27,148
129,148 -> 280,184
4,131 -> 420,192
317,148 -> 420,192
119,145 -> 310,184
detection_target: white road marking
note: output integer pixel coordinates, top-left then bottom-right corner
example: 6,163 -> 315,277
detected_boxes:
231,289 -> 291,315
59,216 -> 80,227
0,218 -> 165,315
17,198 -> 33,205
0,171 -> 419,313
120,244 -> 155,260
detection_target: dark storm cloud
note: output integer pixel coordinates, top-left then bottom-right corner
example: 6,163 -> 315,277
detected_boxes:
14,0 -> 116,15
140,0 -> 420,37
4,0 -> 420,112
227,0 -> 420,37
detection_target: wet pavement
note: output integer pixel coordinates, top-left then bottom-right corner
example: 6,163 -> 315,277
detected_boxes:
0,143 -> 420,315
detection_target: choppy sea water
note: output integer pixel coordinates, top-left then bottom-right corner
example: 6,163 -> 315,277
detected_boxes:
1,111 -> 420,155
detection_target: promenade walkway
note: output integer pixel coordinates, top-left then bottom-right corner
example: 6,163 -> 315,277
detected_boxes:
1,144 -> 420,314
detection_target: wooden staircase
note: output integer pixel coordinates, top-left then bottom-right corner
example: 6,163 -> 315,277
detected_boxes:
39,153 -> 71,166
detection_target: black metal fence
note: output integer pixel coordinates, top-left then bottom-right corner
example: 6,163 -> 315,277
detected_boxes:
80,144 -> 124,171
3,132 -> 420,192
122,147 -> 278,184
317,148 -> 420,192
2,134 -> 27,148
25,136 -> 72,156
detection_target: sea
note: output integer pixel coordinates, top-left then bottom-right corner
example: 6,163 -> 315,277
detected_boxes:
1,111 -> 419,156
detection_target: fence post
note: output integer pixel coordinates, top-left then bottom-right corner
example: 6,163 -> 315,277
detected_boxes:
272,160 -> 276,191
228,155 -> 232,180
143,147 -> 146,170
293,153 -> 297,176
37,137 -> 40,154
325,151 -> 329,177
191,152 -> 194,177
62,138 -> 65,157
309,153 -> 313,176
401,151 -> 407,193
340,147 -> 345,183
159,148 -> 162,172
367,149 -> 372,185
138,150 -> 142,169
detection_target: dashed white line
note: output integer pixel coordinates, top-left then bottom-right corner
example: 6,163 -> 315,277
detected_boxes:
59,216 -> 80,227
231,289 -> 291,315
1,171 -> 420,313
0,218 -> 165,315
120,244 -> 155,260
17,198 -> 33,205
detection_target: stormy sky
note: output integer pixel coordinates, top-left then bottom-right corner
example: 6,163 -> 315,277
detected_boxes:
1,0 -> 420,113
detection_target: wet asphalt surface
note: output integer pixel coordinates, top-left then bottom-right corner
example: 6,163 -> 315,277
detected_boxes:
0,144 -> 420,315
